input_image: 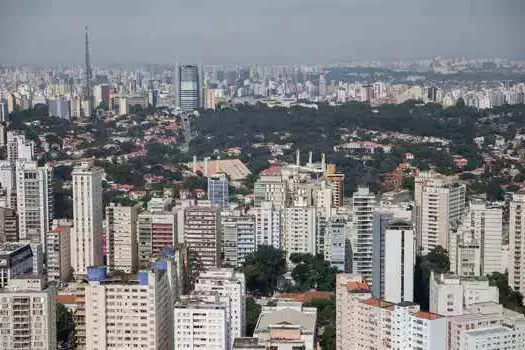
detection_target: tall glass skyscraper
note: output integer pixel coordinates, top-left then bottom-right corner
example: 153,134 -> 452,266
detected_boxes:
178,65 -> 200,112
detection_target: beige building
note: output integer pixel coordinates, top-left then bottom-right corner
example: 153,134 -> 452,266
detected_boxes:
85,267 -> 174,349
0,276 -> 56,350
252,301 -> 317,350
46,220 -> 72,282
105,203 -> 141,273
336,273 -> 447,350
414,171 -> 466,254
71,163 -> 104,275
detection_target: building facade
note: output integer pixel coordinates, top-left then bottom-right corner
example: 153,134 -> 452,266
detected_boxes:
71,163 -> 103,275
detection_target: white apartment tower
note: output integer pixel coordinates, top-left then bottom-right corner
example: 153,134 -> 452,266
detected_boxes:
174,298 -> 229,349
71,163 -> 103,275
0,276 -> 56,350
283,199 -> 317,262
509,193 -> 525,294
194,268 -> 246,346
351,186 -> 376,281
414,171 -> 466,254
106,203 -> 141,273
372,214 -> 415,303
251,201 -> 282,249
7,131 -> 35,163
429,272 -> 499,316
16,161 -> 53,249
85,267 -> 174,349
450,201 -> 503,277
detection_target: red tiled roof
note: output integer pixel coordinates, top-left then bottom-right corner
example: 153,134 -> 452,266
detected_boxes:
347,281 -> 371,293
361,298 -> 393,308
413,311 -> 443,320
276,291 -> 334,303
56,295 -> 76,305
262,165 -> 282,176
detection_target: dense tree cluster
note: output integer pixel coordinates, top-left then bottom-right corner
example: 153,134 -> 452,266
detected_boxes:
289,253 -> 338,292
241,245 -> 287,297
413,246 -> 450,310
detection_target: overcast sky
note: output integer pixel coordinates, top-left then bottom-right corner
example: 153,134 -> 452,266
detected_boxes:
1,0 -> 524,65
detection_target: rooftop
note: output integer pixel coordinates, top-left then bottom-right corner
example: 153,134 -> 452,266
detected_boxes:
256,308 -> 316,334
361,298 -> 394,309
413,311 -> 443,320
276,291 -> 334,303
347,281 -> 371,293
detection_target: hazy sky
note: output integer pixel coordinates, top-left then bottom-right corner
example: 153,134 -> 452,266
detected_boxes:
1,0 -> 524,64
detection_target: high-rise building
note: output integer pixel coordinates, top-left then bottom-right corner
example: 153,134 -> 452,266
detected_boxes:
0,242 -> 35,288
351,186 -> 376,281
194,268 -> 246,346
320,216 -> 347,271
208,173 -> 229,207
184,205 -> 220,269
137,210 -> 177,269
509,193 -> 525,294
283,200 -> 317,261
46,220 -> 72,283
324,166 -> 345,207
15,161 -> 53,248
105,203 -> 141,273
7,131 -> 35,163
429,272 -> 498,316
336,274 -> 446,350
450,201 -> 503,277
178,65 -> 201,112
0,160 -> 16,208
71,163 -> 103,275
48,97 -> 71,119
318,73 -> 327,98
174,297 -> 229,349
0,276 -> 56,350
253,167 -> 288,208
93,84 -> 110,108
0,122 -> 6,146
85,267 -> 174,349
0,100 -> 8,122
0,206 -> 18,242
221,212 -> 256,267
251,201 -> 282,249
414,171 -> 466,254
372,215 -> 414,303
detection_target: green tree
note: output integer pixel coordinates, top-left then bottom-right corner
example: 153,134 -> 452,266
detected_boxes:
305,297 -> 336,350
56,303 -> 75,344
289,254 -> 337,292
488,272 -> 525,313
245,296 -> 262,336
242,246 -> 286,297
413,246 -> 450,310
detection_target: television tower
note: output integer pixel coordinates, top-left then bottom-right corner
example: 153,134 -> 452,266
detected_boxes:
84,26 -> 93,113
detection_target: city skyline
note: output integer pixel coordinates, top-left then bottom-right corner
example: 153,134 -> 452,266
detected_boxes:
1,0 -> 524,65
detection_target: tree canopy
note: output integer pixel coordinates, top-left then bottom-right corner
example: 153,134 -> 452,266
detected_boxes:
242,245 -> 286,297
413,246 -> 450,310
